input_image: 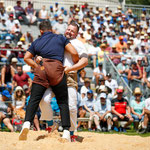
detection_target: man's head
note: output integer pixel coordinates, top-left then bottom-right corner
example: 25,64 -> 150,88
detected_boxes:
87,90 -> 93,99
116,86 -> 124,99
65,20 -> 79,40
100,93 -> 106,105
39,21 -> 52,35
17,65 -> 23,76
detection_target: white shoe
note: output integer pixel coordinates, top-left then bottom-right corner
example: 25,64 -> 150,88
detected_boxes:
19,121 -> 30,141
62,130 -> 71,142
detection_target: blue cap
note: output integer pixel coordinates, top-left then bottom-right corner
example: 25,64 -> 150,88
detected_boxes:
120,25 -> 124,28
142,8 -> 146,11
64,10 -> 67,15
50,6 -> 53,8
54,14 -> 58,17
7,84 -> 12,89
87,90 -> 93,94
55,2 -> 58,5
97,17 -> 100,20
2,90 -> 11,98
61,7 -> 64,10
133,15 -> 137,18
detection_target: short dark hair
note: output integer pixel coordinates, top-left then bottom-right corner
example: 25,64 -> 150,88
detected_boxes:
69,20 -> 79,32
39,21 -> 52,31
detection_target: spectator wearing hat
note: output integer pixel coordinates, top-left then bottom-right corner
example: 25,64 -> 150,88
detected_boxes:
13,41 -> 25,64
11,57 -> 18,73
53,16 -> 67,34
78,69 -> 86,93
0,41 -> 12,62
130,87 -> 145,130
98,43 -> 109,64
111,88 -> 133,132
12,86 -> 26,118
14,1 -> 29,25
105,73 -> 118,97
54,2 -> 59,13
108,32 -> 119,47
0,90 -> 14,132
139,96 -> 150,133
140,14 -> 146,28
0,17 -> 9,40
110,45 -> 121,66
49,6 -> 54,20
128,61 -> 142,91
81,90 -> 95,131
80,78 -> 91,100
6,14 -> 20,32
93,93 -> 112,132
117,57 -> 129,84
115,36 -> 127,53
38,5 -> 49,22
22,30 -> 33,44
93,62 -> 106,85
25,2 -> 37,25
77,31 -> 86,43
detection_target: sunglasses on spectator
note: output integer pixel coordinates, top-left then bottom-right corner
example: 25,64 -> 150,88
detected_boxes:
135,94 -> 141,96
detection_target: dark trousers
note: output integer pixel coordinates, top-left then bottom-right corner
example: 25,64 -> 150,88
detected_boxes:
25,74 -> 70,129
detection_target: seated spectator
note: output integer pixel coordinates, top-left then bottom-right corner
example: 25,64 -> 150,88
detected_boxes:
0,90 -> 14,132
93,93 -> 112,132
128,61 -> 142,91
12,86 -> 26,119
38,5 -> 49,22
53,16 -> 67,34
105,73 -> 118,97
115,36 -> 127,53
0,17 -> 9,40
111,88 -> 133,132
0,41 -> 12,62
97,43 -> 109,64
78,69 -> 86,93
110,45 -> 121,66
1,62 -> 15,87
137,57 -> 147,82
77,90 -> 95,130
22,84 -> 30,99
139,96 -> 150,133
12,65 -> 32,90
93,62 -> 106,85
25,2 -> 37,25
14,0 -> 29,25
130,87 -> 145,130
117,57 -> 129,84
80,78 -> 91,100
11,57 -> 18,73
14,41 -> 26,64
22,30 -> 33,44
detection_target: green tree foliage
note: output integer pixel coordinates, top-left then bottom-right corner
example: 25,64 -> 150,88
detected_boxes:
126,0 -> 150,5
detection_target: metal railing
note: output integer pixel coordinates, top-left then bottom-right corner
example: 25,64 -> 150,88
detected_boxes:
103,52 -> 150,100
124,4 -> 150,19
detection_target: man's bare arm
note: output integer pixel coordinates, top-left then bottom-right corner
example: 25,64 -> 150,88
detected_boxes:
64,57 -> 88,74
24,51 -> 38,68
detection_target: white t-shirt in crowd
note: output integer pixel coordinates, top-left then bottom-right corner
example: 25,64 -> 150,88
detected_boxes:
80,86 -> 89,100
145,98 -> 150,110
105,79 -> 118,96
93,67 -> 106,80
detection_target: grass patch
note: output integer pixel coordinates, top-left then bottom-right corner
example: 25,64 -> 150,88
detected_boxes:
78,128 -> 150,137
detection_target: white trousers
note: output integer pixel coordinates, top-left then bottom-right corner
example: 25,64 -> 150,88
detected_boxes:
39,87 -> 77,131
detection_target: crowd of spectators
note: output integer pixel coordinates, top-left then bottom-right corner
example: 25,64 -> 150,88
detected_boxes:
0,1 -> 150,134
